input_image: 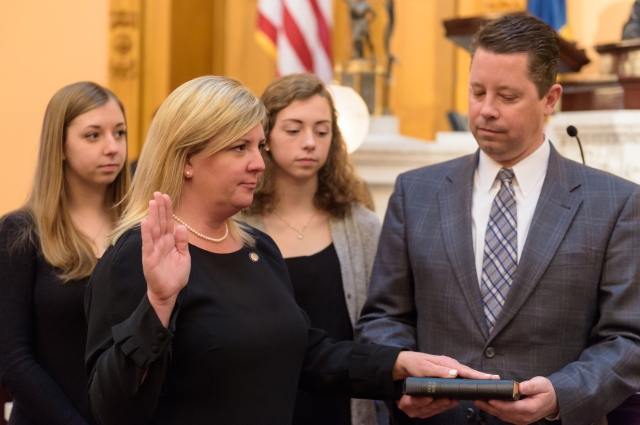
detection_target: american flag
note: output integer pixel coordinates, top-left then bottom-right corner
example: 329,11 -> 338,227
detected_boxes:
256,0 -> 333,83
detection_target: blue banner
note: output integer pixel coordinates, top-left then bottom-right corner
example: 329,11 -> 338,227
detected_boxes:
528,0 -> 567,32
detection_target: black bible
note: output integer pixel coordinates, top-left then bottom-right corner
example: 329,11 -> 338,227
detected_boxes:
401,378 -> 521,401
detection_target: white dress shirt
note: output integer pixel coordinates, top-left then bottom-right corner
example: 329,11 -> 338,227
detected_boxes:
471,136 -> 551,286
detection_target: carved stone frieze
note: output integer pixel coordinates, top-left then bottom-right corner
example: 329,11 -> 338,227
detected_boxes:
109,10 -> 139,80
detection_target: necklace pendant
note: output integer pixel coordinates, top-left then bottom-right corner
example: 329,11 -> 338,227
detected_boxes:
298,233 -> 304,239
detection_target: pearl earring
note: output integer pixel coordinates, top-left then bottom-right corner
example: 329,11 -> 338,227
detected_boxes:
265,146 -> 270,152
185,171 -> 191,177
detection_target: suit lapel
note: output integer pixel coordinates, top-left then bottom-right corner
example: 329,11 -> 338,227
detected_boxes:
439,151 -> 490,340
490,145 -> 583,338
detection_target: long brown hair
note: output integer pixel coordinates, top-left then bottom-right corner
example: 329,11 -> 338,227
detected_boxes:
247,73 -> 372,218
13,82 -> 130,282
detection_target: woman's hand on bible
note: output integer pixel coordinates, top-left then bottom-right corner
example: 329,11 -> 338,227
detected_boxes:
393,352 -> 499,419
141,192 -> 190,327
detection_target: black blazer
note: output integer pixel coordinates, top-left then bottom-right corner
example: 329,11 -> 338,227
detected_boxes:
85,228 -> 401,425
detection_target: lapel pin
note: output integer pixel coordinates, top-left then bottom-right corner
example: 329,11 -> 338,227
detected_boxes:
249,252 -> 260,263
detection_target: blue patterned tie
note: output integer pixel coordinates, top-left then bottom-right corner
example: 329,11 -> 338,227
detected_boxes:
481,168 -> 517,333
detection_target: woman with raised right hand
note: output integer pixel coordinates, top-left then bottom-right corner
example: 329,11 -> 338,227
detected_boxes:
85,76 -> 496,425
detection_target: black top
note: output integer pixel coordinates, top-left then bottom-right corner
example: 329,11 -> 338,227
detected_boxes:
0,212 -> 94,425
285,244 -> 352,425
85,228 -> 401,425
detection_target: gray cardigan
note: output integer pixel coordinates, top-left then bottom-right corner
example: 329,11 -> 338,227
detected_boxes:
239,205 -> 382,425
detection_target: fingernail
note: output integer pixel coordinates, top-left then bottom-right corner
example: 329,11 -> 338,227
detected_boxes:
449,369 -> 457,376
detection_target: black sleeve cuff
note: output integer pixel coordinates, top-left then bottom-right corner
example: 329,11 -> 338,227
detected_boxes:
111,293 -> 177,368
350,344 -> 404,400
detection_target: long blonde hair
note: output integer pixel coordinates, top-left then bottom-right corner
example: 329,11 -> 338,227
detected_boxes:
21,82 -> 130,282
110,76 -> 266,246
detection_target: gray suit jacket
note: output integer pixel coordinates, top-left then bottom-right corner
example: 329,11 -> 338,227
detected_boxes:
356,146 -> 640,425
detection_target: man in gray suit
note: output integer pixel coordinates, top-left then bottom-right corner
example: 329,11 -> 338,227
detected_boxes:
357,15 -> 640,425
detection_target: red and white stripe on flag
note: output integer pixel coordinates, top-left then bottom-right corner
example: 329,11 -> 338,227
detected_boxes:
256,0 -> 333,83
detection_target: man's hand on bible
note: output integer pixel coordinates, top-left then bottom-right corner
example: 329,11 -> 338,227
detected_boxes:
474,376 -> 559,424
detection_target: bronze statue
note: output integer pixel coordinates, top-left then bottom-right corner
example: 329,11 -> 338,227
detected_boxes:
344,0 -> 376,59
384,0 -> 394,58
383,0 -> 396,114
622,0 -> 640,40
336,0 -> 398,115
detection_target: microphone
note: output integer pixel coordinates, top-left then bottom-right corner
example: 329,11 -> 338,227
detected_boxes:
566,125 -> 586,165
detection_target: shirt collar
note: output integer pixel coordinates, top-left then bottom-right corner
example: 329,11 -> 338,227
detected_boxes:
477,135 -> 550,198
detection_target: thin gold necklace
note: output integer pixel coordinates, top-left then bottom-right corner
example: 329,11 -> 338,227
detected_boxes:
91,218 -> 107,246
273,210 -> 317,239
172,215 -> 229,243
74,216 -> 107,247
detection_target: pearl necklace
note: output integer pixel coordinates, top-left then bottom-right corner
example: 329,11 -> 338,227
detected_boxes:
172,215 -> 229,243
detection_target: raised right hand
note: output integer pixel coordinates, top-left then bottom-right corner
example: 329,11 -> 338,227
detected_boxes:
141,192 -> 190,327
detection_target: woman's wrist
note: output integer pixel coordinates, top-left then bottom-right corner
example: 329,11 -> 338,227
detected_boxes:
146,291 -> 177,328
